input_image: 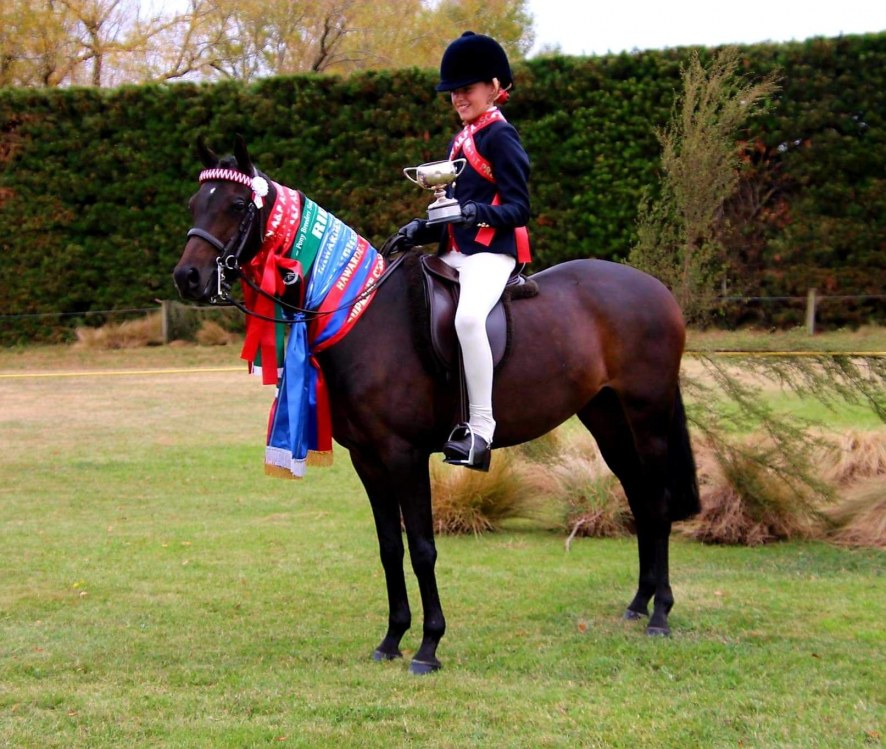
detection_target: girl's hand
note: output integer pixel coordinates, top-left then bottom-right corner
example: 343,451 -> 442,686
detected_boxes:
460,202 -> 478,227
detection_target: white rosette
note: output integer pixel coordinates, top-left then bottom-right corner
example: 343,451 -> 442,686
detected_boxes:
251,176 -> 269,208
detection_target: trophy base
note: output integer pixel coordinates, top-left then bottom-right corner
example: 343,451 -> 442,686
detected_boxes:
426,202 -> 464,226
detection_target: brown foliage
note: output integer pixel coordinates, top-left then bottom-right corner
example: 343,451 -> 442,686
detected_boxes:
195,320 -> 236,346
74,313 -> 164,349
430,450 -> 549,535
826,478 -> 886,549
680,437 -> 828,546
816,428 -> 886,487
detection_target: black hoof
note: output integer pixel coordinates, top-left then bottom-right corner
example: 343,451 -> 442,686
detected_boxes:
624,608 -> 648,621
372,648 -> 403,662
409,658 -> 441,675
646,625 -> 671,637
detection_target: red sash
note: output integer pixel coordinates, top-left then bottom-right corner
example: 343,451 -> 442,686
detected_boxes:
448,109 -> 531,263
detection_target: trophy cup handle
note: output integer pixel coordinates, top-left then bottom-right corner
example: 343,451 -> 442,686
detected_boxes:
451,158 -> 467,177
403,166 -> 420,186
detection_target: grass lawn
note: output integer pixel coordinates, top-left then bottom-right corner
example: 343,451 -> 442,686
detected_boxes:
1,339 -> 883,748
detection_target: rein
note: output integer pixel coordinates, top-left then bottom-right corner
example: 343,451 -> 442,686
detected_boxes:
231,251 -> 408,325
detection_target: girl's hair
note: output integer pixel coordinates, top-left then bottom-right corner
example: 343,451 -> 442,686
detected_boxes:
492,78 -> 511,105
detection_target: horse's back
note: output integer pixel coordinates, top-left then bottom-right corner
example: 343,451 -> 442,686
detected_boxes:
532,259 -> 682,320
514,258 -> 685,358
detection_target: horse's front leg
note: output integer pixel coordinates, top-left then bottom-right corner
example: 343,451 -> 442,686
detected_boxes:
351,446 -> 446,672
399,457 -> 446,675
351,451 -> 412,662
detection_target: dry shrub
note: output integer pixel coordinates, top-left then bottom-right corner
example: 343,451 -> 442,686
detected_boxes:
682,437 -> 827,546
826,478 -> 886,548
512,429 -> 564,464
75,313 -> 163,349
430,450 -> 548,535
429,427 -> 633,539
816,428 -> 886,487
519,434 -> 633,544
195,320 -> 236,346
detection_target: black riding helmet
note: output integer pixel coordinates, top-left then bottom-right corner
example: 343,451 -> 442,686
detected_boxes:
436,31 -> 513,92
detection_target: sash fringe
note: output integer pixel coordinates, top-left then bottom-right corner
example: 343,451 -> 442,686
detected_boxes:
306,450 -> 334,467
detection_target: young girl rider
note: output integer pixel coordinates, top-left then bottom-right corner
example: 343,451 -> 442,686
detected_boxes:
399,31 -> 532,471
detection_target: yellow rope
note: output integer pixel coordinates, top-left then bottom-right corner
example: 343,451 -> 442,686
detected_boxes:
1,352 -> 885,380
0,366 -> 243,379
685,351 -> 886,357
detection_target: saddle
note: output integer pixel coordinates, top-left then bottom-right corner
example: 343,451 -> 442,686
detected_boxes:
418,254 -> 538,375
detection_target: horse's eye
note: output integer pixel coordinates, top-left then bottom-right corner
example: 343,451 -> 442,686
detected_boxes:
231,199 -> 248,213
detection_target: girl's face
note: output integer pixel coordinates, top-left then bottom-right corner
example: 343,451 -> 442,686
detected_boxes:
450,81 -> 497,124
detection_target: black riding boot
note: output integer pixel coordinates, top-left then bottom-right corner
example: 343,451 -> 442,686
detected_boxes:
443,423 -> 491,472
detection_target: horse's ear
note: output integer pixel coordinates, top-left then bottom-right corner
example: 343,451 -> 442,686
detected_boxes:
234,134 -> 253,175
195,136 -> 218,168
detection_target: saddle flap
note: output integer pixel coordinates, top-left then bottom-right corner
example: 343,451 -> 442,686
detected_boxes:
419,254 -> 508,373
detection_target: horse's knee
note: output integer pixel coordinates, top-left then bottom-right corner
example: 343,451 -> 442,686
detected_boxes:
378,537 -> 404,568
389,606 -> 411,633
408,537 -> 437,575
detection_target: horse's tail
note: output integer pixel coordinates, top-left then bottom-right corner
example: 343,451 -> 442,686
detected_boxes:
667,385 -> 701,521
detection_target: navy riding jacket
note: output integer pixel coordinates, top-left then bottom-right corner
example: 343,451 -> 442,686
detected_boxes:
412,118 -> 531,259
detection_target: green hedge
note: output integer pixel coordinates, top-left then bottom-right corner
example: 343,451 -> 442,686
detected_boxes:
1,34 -> 884,342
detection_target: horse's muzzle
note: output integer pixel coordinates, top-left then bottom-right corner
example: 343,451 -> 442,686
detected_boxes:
172,260 -> 216,302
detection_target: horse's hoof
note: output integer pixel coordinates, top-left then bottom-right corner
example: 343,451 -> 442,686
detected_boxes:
624,608 -> 647,621
372,648 -> 403,662
646,625 -> 671,637
409,658 -> 441,675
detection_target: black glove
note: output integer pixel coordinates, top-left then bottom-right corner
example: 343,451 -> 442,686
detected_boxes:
460,201 -> 478,227
397,219 -> 425,244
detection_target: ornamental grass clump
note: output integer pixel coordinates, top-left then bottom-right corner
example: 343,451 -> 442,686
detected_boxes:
826,478 -> 886,549
817,428 -> 886,487
511,429 -> 564,463
683,437 -> 828,546
817,428 -> 886,548
557,460 -> 633,548
75,312 -> 164,349
195,320 -> 236,346
518,432 -> 634,544
430,450 -> 549,535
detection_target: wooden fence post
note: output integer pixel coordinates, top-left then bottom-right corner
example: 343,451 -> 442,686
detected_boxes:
805,288 -> 817,335
159,300 -> 171,344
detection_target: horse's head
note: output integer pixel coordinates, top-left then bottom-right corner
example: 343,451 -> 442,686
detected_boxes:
173,135 -> 270,302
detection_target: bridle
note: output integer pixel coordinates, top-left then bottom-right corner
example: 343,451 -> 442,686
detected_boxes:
186,167 -> 270,308
186,167 -> 408,324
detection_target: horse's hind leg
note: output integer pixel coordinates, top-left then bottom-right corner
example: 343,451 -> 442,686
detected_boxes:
578,390 -> 675,635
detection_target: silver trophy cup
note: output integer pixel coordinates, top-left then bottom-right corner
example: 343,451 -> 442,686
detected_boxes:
403,158 -> 467,225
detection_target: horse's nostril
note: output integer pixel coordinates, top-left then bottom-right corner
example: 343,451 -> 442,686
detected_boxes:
186,267 -> 201,290
173,265 -> 203,298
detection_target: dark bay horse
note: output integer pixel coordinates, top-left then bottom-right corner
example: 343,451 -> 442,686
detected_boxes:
173,137 -> 700,674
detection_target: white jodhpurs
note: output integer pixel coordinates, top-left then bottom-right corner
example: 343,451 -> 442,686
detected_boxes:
440,250 -> 516,443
